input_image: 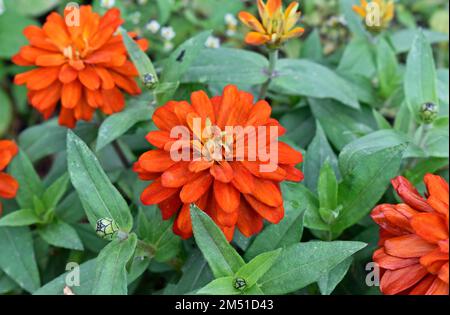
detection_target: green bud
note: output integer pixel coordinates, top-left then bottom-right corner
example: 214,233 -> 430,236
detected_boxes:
234,278 -> 247,291
420,102 -> 438,124
96,218 -> 119,240
142,73 -> 157,89
319,205 -> 342,225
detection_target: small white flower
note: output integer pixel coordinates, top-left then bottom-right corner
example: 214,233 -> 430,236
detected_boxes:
224,13 -> 238,26
137,0 -> 148,5
161,26 -> 176,41
130,12 -> 141,25
205,36 -> 221,49
226,29 -> 236,37
146,20 -> 161,34
163,41 -> 174,52
100,0 -> 115,9
0,0 -> 5,16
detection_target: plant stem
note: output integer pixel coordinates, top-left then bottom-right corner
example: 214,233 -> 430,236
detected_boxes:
112,140 -> 131,169
259,49 -> 279,100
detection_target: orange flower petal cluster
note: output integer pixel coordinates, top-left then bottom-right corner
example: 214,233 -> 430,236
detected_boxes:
239,0 -> 304,47
12,5 -> 148,128
134,85 -> 304,241
371,174 -> 449,295
352,0 -> 395,30
0,140 -> 19,216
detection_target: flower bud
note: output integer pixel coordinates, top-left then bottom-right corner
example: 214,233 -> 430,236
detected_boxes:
96,218 -> 119,240
420,102 -> 438,124
234,278 -> 247,291
143,73 -> 157,89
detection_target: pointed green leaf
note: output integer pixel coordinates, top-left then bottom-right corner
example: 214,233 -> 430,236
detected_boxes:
38,220 -> 84,251
237,249 -> 281,288
0,209 -> 41,227
197,276 -> 240,295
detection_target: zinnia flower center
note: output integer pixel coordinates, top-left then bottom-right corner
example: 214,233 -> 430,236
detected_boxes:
194,118 -> 233,162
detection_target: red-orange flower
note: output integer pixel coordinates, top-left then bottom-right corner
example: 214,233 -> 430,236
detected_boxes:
134,85 -> 304,241
12,5 -> 148,128
239,0 -> 304,47
0,140 -> 19,216
371,174 -> 449,295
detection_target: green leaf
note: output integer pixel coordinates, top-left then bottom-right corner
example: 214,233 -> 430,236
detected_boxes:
339,0 -> 368,39
376,38 -> 400,98
258,241 -> 366,294
298,184 -> 329,231
0,270 -> 18,294
237,249 -> 281,289
190,204 -> 245,278
67,130 -> 133,231
404,30 -> 439,123
389,28 -> 448,54
156,0 -> 174,24
197,276 -> 240,295
9,149 -> 45,209
3,0 -> 58,16
137,207 -> 181,262
0,227 -> 40,293
318,161 -> 339,212
121,29 -> 158,85
317,257 -> 353,295
301,29 -> 323,62
333,130 -> 409,234
373,109 -> 392,130
159,31 -> 212,103
245,182 -> 307,260
337,38 -> 376,79
96,96 -> 154,151
309,98 -> 375,150
0,90 -> 13,137
273,59 -> 360,109
92,233 -> 137,295
38,220 -> 84,251
34,259 -> 96,295
0,209 -> 41,227
183,48 -> 268,85
0,11 -> 37,58
42,173 -> 70,209
304,121 -> 340,192
424,117 -> 449,158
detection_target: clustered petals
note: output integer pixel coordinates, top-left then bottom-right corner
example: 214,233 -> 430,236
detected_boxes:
134,85 -> 304,241
371,174 -> 449,295
0,140 -> 19,216
12,5 -> 148,128
239,0 -> 304,47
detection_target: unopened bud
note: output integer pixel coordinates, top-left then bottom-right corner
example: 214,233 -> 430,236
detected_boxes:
420,102 -> 438,124
96,218 -> 119,240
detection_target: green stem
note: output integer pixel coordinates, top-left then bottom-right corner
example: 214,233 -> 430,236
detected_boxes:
259,49 -> 279,100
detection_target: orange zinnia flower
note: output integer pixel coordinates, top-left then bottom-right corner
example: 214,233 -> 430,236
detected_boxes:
371,174 -> 449,295
134,85 -> 304,241
12,5 -> 148,128
239,0 -> 304,47
352,0 -> 395,31
0,140 -> 19,216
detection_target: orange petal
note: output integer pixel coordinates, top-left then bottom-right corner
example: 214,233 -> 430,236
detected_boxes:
191,90 -> 216,123
173,203 -> 193,239
266,0 -> 282,16
245,32 -> 270,46
180,172 -> 213,203
95,67 -> 115,90
141,178 -> 179,205
392,176 -> 433,212
145,130 -> 172,149
384,234 -> 436,258
161,162 -> 193,188
78,66 -> 101,90
59,64 -> 78,83
410,213 -> 448,244
216,85 -> 239,129
236,199 -> 264,237
100,87 -> 125,114
214,181 -> 240,213
251,177 -> 283,207
238,11 -> 266,33
419,248 -> 448,274
425,277 -> 449,295
0,173 -> 19,199
231,162 -> 255,194
283,27 -> 305,39
278,142 -> 303,164
158,193 -> 182,220
244,194 -> 284,224
246,100 -> 271,126
373,248 -> 419,270
380,264 -> 428,295
35,54 -> 66,66
210,161 -> 234,183
438,263 -> 449,284
61,80 -> 82,109
424,174 -> 449,206
138,150 -> 176,173
280,164 -> 304,182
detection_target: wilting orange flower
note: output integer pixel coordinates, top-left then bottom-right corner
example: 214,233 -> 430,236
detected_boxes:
134,85 -> 303,241
0,140 -> 19,216
352,0 -> 395,31
239,0 -> 304,47
12,5 -> 148,128
371,174 -> 449,295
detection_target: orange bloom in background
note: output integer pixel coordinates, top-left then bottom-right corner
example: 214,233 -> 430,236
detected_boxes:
371,174 -> 449,295
239,0 -> 304,47
0,140 -> 19,216
352,0 -> 395,30
13,5 -> 148,128
134,85 -> 304,241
